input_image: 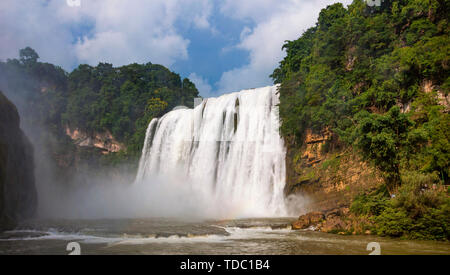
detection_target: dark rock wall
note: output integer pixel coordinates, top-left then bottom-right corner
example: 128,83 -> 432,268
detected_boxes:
0,91 -> 37,231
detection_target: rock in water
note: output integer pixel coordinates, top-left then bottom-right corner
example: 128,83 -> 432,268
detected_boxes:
0,91 -> 37,231
291,212 -> 324,229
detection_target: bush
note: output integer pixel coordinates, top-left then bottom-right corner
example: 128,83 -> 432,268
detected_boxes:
350,185 -> 390,216
350,171 -> 449,240
393,171 -> 444,217
368,171 -> 449,240
374,200 -> 449,240
373,208 -> 412,238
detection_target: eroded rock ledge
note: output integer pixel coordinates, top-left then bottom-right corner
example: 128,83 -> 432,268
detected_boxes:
65,126 -> 124,154
291,208 -> 372,235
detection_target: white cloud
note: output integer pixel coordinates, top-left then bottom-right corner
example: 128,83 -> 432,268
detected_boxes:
220,0 -> 286,22
188,73 -> 213,98
0,1 -> 78,69
0,0 -> 213,69
72,0 -> 193,67
0,0 -> 354,94
192,1 -> 214,29
216,0 -> 353,93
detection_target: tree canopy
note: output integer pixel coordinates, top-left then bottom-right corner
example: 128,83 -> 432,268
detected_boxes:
273,0 -> 449,186
0,49 -> 199,161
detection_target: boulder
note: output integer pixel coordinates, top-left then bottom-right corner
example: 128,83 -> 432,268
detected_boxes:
291,212 -> 324,230
292,207 -> 352,233
320,215 -> 350,233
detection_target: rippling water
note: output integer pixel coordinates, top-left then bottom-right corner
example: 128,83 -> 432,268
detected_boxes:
0,218 -> 448,255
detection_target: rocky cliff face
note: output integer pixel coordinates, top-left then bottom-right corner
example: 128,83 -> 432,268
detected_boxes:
65,126 -> 124,154
285,129 -> 383,214
0,91 -> 37,231
285,128 -> 384,234
421,79 -> 449,112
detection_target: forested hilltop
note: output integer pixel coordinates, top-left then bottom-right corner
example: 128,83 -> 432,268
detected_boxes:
0,48 -> 199,176
276,0 -> 449,240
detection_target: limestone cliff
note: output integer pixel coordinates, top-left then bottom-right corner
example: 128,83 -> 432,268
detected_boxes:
65,126 -> 124,154
285,129 -> 383,214
0,91 -> 37,231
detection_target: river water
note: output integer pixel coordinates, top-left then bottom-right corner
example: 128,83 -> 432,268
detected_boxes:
0,218 -> 448,255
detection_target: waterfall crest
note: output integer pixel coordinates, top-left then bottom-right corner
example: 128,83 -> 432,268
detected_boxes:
136,86 -> 287,217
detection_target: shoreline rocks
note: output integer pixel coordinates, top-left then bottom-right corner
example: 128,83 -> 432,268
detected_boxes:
291,212 -> 325,230
291,207 -> 366,235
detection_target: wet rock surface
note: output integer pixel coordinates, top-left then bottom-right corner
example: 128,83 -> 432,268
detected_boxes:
0,91 -> 37,231
291,212 -> 325,230
292,208 -> 355,234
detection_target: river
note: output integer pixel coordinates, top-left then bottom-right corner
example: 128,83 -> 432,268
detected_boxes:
1,218 -> 448,255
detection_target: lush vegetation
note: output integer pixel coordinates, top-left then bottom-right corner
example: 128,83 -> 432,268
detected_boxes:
351,172 -> 449,240
0,47 -> 199,166
63,62 -> 198,157
272,0 -> 449,239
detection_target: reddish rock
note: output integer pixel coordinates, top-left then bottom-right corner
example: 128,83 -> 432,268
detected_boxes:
320,215 -> 350,233
291,212 -> 324,230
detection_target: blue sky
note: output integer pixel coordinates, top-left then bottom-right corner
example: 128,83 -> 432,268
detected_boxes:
0,0 -> 352,97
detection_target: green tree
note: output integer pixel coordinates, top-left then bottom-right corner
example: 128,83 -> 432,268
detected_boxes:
356,106 -> 413,192
19,47 -> 39,65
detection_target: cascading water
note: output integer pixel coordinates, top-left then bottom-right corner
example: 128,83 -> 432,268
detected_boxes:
135,86 -> 287,218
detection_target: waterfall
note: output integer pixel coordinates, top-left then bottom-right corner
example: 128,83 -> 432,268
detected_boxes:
135,86 -> 287,218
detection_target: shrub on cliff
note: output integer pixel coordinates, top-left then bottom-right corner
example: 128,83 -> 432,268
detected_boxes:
351,172 -> 449,240
355,106 -> 413,192
374,201 -> 449,241
350,185 -> 390,216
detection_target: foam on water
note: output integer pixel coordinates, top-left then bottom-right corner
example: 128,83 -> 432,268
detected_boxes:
0,225 -> 294,245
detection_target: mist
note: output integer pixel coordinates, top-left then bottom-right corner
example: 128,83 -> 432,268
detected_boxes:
0,66 -> 308,221
37,170 -> 203,219
0,64 -> 69,217
36,168 -> 309,220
